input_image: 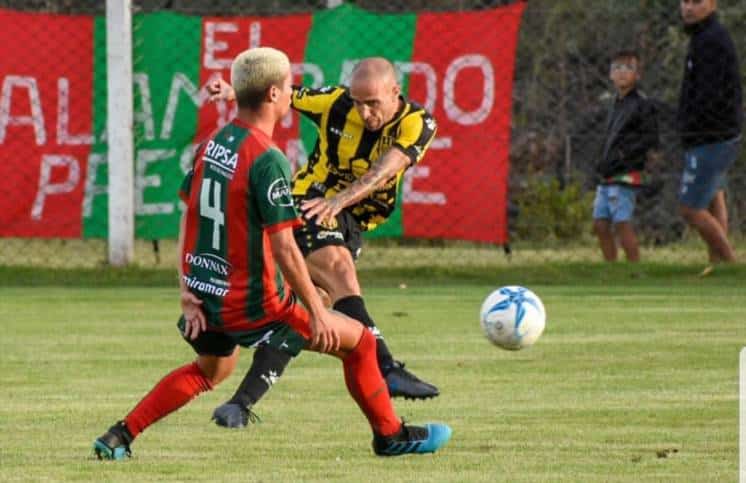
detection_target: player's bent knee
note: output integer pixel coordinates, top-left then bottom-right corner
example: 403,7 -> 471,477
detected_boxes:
197,351 -> 239,386
328,310 -> 365,350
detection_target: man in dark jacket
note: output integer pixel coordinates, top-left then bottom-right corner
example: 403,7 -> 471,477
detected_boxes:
678,0 -> 742,269
593,50 -> 659,262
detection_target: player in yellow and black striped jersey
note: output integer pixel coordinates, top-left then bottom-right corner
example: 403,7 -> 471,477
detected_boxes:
291,83 -> 436,233
207,58 -> 439,429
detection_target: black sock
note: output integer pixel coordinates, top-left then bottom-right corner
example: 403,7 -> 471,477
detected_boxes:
333,295 -> 395,372
229,344 -> 291,409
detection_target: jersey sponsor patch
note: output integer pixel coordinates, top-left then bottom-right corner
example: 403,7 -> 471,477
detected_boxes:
185,252 -> 231,276
203,140 -> 238,176
318,217 -> 339,230
330,126 -> 354,140
267,178 -> 293,207
183,274 -> 230,297
316,230 -> 344,241
379,135 -> 394,151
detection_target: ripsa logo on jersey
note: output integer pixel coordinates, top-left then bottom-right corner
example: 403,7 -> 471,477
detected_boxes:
267,178 -> 293,207
203,140 -> 239,172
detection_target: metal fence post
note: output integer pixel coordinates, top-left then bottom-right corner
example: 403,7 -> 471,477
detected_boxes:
106,0 -> 134,266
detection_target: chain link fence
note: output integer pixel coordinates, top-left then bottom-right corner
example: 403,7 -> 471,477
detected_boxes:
0,0 -> 743,268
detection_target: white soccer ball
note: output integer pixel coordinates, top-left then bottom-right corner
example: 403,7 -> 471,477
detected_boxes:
479,286 -> 546,350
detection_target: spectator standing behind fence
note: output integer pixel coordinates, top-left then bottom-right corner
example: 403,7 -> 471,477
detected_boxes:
592,50 -> 659,263
678,0 -> 743,272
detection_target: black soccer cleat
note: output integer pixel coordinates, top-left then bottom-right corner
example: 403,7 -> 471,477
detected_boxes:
384,361 -> 439,400
212,402 -> 261,429
373,422 -> 452,456
93,420 -> 133,460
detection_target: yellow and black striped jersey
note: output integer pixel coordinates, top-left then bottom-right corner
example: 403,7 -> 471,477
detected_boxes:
291,85 -> 437,232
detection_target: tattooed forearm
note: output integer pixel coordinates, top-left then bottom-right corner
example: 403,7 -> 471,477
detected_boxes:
334,161 -> 396,208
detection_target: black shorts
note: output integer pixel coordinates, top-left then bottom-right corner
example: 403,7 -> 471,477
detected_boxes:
176,299 -> 311,358
293,200 -> 363,260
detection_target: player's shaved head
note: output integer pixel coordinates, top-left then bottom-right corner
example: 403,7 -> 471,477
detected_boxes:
350,57 -> 398,87
231,47 -> 290,109
349,57 -> 401,131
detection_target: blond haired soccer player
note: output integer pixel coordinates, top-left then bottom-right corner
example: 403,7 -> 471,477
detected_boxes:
207,57 -> 440,428
92,47 -> 451,459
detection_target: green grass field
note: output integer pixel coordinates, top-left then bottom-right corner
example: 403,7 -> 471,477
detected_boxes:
1,269 -> 744,482
2,236 -> 745,268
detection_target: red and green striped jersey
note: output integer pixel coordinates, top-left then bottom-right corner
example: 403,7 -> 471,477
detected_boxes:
179,118 -> 300,331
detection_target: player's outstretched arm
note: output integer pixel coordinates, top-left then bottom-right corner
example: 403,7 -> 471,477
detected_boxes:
301,147 -> 410,225
269,226 -> 340,353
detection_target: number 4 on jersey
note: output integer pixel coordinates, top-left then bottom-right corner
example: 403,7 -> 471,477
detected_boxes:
200,179 -> 224,250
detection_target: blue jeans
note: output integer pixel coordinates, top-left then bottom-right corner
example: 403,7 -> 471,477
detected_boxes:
679,137 -> 741,210
593,184 -> 637,223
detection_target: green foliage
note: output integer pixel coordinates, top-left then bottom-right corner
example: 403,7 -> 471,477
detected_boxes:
513,177 -> 594,242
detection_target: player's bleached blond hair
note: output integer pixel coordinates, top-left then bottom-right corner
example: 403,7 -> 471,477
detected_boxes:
231,47 -> 290,109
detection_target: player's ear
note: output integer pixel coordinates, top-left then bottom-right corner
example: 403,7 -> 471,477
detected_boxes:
268,85 -> 279,103
392,83 -> 401,98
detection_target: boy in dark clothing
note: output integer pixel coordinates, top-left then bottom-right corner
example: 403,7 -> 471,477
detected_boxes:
593,50 -> 659,262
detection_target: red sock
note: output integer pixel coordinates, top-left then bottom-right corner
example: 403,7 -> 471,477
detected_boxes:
124,361 -> 213,438
343,330 -> 401,437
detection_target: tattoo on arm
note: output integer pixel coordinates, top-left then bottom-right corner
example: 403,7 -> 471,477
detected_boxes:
333,149 -> 409,208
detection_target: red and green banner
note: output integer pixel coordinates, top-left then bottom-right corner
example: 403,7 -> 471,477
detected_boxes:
0,9 -> 94,238
0,2 -> 524,244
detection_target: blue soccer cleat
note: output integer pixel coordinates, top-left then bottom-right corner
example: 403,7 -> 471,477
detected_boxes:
372,422 -> 452,456
93,421 -> 133,460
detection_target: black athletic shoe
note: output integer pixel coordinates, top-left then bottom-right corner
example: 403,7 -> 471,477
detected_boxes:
372,422 -> 452,456
212,402 -> 261,429
384,361 -> 439,400
93,421 -> 133,460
